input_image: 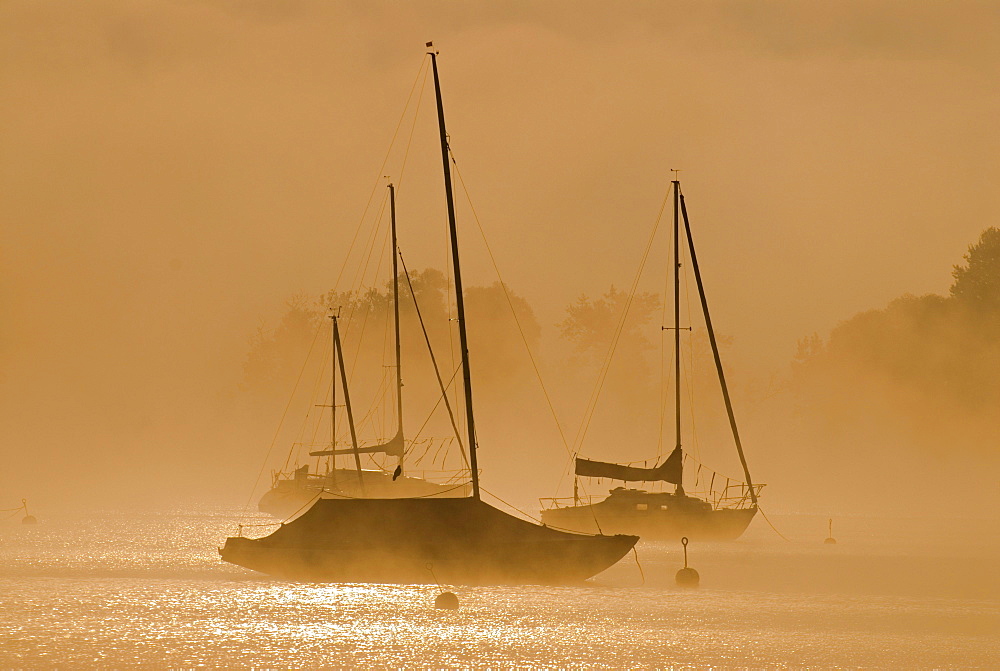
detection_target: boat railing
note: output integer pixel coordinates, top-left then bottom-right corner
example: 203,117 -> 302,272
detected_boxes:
538,495 -> 602,510
539,482 -> 765,511
699,482 -> 766,510
271,467 -> 470,487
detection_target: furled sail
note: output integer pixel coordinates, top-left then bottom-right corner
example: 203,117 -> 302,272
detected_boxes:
575,447 -> 682,484
310,430 -> 404,458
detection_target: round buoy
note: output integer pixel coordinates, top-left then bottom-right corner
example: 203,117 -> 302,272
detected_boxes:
675,566 -> 700,587
824,518 -> 836,545
434,591 -> 459,610
20,500 -> 37,525
675,537 -> 699,587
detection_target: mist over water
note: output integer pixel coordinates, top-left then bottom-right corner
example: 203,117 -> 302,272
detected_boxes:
2,1 -> 999,667
1,509 -> 997,667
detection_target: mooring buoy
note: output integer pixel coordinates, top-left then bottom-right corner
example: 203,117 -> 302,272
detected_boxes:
434,591 -> 459,610
20,499 -> 37,525
426,562 -> 459,609
675,536 -> 699,587
824,518 -> 836,545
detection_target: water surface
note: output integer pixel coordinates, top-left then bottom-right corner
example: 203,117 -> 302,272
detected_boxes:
1,508 -> 996,667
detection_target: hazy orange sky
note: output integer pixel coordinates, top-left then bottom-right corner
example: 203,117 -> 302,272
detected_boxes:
2,1 -> 998,509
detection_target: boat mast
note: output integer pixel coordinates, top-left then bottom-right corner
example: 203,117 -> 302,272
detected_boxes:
429,45 -> 480,501
672,180 -> 685,496
332,314 -> 366,490
329,311 -> 338,484
389,182 -> 405,473
679,188 -> 757,506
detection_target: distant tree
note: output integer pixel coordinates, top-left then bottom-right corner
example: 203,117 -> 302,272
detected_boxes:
241,270 -> 541,402
557,286 -> 663,434
464,282 -> 542,393
791,227 -> 1000,443
241,295 -> 322,395
950,227 -> 1000,310
792,333 -> 824,370
559,286 -> 660,357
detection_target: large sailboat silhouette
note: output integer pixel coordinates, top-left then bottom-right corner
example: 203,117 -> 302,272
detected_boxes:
221,45 -> 638,584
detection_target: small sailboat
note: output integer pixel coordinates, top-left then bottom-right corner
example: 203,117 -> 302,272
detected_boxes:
221,45 -> 638,584
257,182 -> 469,520
540,179 -> 764,541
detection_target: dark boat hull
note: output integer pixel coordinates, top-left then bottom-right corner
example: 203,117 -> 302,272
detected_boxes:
541,489 -> 757,541
222,497 -> 638,585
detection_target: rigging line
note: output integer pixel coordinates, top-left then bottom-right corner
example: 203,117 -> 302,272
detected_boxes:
341,189 -> 390,345
445,211 -> 462,437
274,488 -> 323,525
241,314 -> 326,524
399,252 -> 472,470
757,505 -> 793,542
381,290 -> 393,436
678,184 -> 756,505
346,371 -> 393,442
311,482 -> 469,500
480,486 -> 546,525
346,203 -> 393,388
332,220 -> 390,446
448,150 -> 601,521
342,62 -> 425,455
657,216 -> 672,462
331,58 -> 429,295
449,151 -> 573,458
246,62 -> 426,509
631,546 -> 646,586
407,363 -> 462,448
393,61 -> 431,193
303,322 -> 352,471
572,180 -> 672,456
411,438 -> 434,467
300,324 -> 337,465
681,240 -> 703,464
481,485 -> 605,535
682,451 -> 748,486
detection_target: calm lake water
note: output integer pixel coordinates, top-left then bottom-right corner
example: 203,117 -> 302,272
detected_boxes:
1,506 -> 997,668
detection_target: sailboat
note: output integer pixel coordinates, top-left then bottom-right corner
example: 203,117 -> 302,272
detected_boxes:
540,179 -> 764,541
257,182 -> 469,520
220,45 -> 638,584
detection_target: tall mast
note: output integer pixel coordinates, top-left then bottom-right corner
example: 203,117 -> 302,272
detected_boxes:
329,312 -> 338,484
429,46 -> 480,501
679,190 -> 757,505
672,180 -> 685,495
389,182 -> 404,472
332,314 -> 365,490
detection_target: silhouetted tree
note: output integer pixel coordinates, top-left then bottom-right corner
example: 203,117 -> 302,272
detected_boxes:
241,270 -> 540,403
465,282 -> 541,393
241,295 -> 322,395
790,227 -> 1000,451
950,227 -> 1000,309
559,286 -> 660,357
556,286 -> 663,440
